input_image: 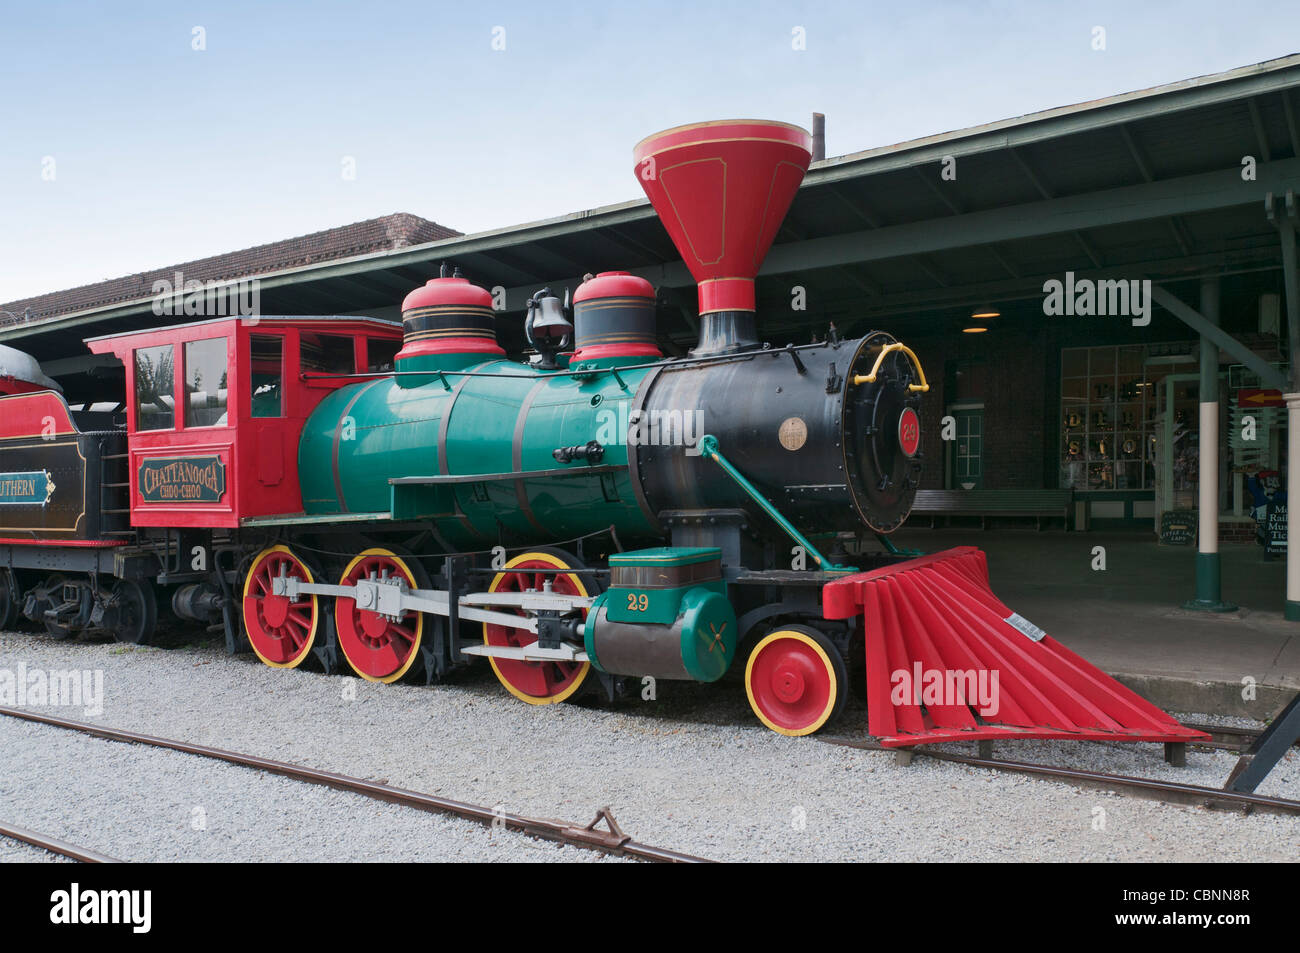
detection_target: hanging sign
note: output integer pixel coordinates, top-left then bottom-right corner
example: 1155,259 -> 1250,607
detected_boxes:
1159,510 -> 1196,545
1265,502 -> 1288,556
1237,389 -> 1284,408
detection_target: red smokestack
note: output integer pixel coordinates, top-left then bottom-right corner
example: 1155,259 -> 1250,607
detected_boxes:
633,120 -> 813,319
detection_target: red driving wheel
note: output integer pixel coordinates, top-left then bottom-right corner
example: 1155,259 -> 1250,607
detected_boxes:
335,548 -> 425,683
242,545 -> 320,669
483,551 -> 591,705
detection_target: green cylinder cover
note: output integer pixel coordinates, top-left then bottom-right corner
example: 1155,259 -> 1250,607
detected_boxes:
584,584 -> 737,683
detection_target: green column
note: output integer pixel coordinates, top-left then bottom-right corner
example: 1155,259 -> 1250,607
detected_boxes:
1183,275 -> 1235,612
1277,202 -> 1300,621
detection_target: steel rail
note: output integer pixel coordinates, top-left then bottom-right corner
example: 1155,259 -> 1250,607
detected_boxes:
1176,722 -> 1258,752
1179,721 -> 1300,751
0,821 -> 119,863
0,707 -> 711,863
820,735 -> 1300,816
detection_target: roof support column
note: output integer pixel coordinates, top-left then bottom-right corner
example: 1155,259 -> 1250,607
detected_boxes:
1268,191 -> 1300,620
1149,285 -> 1287,390
1183,275 -> 1235,612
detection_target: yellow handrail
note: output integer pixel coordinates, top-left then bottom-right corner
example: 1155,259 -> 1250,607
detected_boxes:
851,342 -> 930,392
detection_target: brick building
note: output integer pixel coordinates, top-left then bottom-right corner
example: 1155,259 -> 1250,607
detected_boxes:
1,213 -> 458,326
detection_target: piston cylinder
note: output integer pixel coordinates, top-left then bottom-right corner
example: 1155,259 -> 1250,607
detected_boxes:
584,547 -> 737,682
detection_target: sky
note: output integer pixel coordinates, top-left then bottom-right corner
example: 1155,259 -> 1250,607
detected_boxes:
0,0 -> 1297,303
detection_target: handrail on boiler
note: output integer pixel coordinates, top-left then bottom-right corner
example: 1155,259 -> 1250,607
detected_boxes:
696,434 -> 855,573
851,342 -> 930,392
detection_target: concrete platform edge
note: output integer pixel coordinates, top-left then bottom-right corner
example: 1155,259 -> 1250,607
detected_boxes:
1110,671 -> 1294,721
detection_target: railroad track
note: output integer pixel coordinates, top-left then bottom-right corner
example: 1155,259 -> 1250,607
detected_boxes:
0,822 -> 120,863
819,734 -> 1300,817
1180,722 -> 1256,751
1179,720 -> 1300,752
0,707 -> 711,863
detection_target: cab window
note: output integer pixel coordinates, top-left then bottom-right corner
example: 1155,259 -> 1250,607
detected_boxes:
184,338 -> 229,427
367,337 -> 400,372
134,344 -> 175,431
300,333 -> 354,376
250,335 -> 284,417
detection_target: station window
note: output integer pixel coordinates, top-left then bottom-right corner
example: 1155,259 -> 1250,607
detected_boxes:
134,344 -> 175,431
367,337 -> 400,372
300,333 -> 354,377
184,338 -> 229,428
1060,345 -> 1191,492
250,335 -> 284,418
1062,346 -> 1143,491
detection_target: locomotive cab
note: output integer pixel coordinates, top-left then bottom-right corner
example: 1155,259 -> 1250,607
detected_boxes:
86,316 -> 403,527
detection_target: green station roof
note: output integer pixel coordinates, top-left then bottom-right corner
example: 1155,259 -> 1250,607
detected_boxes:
8,53 -> 1300,395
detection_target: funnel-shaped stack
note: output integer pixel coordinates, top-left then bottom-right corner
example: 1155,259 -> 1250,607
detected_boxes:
634,120 -> 812,353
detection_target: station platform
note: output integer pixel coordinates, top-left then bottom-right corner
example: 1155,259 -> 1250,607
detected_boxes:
886,528 -> 1300,720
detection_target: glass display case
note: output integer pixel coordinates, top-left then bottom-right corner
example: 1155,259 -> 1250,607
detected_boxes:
1060,344 -> 1196,492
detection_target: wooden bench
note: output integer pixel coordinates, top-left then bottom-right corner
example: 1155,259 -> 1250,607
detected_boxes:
909,489 -> 1074,530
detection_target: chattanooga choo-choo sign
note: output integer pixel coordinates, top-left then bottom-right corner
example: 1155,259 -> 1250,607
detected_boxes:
137,455 -> 226,503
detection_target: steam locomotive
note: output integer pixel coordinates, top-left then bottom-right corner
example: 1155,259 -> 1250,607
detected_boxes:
0,120 -> 927,736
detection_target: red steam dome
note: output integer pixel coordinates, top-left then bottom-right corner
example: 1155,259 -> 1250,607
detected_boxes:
396,274 -> 503,362
571,271 -> 661,363
633,120 -> 813,316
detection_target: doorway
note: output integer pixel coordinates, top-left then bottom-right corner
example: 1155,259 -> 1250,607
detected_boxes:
948,402 -> 984,490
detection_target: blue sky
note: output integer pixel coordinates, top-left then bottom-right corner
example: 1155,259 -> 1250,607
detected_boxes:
1,0 -> 1296,302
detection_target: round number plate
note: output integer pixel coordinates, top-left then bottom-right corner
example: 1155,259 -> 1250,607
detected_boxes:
898,407 -> 920,457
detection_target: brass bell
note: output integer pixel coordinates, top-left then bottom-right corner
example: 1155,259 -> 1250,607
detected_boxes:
526,288 -> 574,343
525,288 -> 574,368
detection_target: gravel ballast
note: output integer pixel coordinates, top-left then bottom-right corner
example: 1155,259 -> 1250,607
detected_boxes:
0,835 -> 71,863
0,716 -> 622,863
0,631 -> 1296,862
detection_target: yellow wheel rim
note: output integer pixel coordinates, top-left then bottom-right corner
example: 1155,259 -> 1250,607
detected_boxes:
335,548 -> 425,684
484,551 -> 591,705
744,629 -> 839,736
242,544 -> 319,669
